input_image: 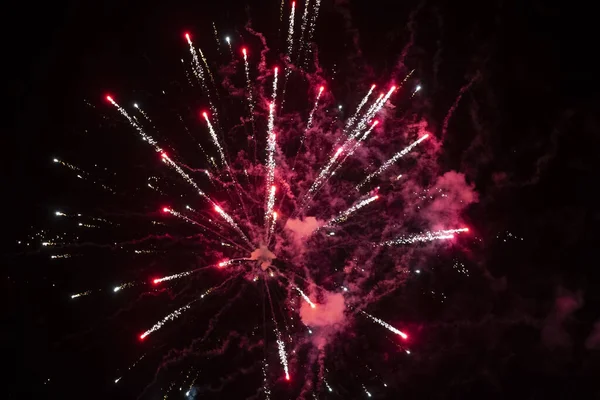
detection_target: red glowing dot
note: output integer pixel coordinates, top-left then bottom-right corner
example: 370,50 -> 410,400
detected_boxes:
273,211 -> 278,218
374,195 -> 379,199
139,334 -> 145,340
242,47 -> 247,55
391,85 -> 397,90
285,374 -> 290,381
202,111 -> 208,118
319,86 -> 324,92
162,207 -> 170,213
271,185 -> 276,192
371,84 -> 376,89
105,95 -> 113,102
214,205 -> 222,212
153,278 -> 160,284
184,32 -> 190,41
160,152 -> 167,158
310,304 -> 316,309
373,120 -> 379,125
274,67 -> 278,73
464,227 -> 469,232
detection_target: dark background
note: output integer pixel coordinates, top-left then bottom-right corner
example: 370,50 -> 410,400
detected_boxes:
6,0 -> 600,398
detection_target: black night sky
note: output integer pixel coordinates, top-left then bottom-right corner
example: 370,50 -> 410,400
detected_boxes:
6,0 -> 600,399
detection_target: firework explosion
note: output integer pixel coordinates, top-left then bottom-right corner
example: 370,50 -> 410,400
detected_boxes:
32,2 -> 479,398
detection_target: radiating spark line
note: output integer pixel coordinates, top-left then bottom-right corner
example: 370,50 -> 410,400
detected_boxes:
292,85 -> 324,172
214,204 -> 253,247
286,2 -> 296,59
356,134 -> 429,190
361,311 -> 408,339
304,0 -> 322,68
294,286 -> 316,308
265,281 -> 290,380
378,228 -> 468,247
321,194 -> 379,229
113,282 -> 135,292
70,290 -> 91,299
297,0 -> 311,62
107,96 -> 162,152
268,211 -> 278,243
264,76 -> 277,232
344,84 -> 376,132
161,153 -> 210,200
242,48 -> 255,129
139,303 -> 193,340
185,33 -> 218,118
265,185 -> 276,237
202,112 -> 228,168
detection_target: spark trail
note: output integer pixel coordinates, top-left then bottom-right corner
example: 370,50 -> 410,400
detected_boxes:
361,311 -> 408,339
378,228 -> 468,246
140,303 -> 193,340
357,134 -> 430,190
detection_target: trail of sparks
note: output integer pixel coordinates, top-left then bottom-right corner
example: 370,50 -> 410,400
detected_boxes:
140,303 -> 193,340
378,227 -> 469,246
242,48 -> 255,129
164,207 -> 248,252
264,72 -> 278,233
294,286 -> 316,308
202,112 -> 228,168
357,134 -> 430,190
107,96 -> 162,152
286,2 -> 296,59
214,204 -> 253,248
113,282 -> 135,293
361,311 -> 408,339
161,153 -> 210,200
304,0 -> 322,68
268,211 -> 278,244
306,146 -> 343,197
297,0 -> 310,62
344,84 -> 376,132
185,33 -> 218,118
349,85 -> 396,140
322,194 -> 379,229
292,85 -> 324,172
70,290 -> 91,299
277,332 -> 290,381
265,281 -> 290,381
218,258 -> 252,267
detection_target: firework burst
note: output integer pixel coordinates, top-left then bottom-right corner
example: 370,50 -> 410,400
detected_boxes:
39,1 -> 479,398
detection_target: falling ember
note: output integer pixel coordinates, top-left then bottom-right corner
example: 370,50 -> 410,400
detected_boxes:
70,290 -> 91,299
378,228 -> 469,247
361,311 -> 408,339
295,286 -> 317,308
139,303 -> 193,340
276,332 -> 290,381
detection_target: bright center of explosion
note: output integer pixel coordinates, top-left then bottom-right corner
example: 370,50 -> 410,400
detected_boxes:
250,245 -> 276,271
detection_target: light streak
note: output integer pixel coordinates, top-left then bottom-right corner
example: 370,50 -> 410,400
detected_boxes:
106,96 -> 162,152
361,311 -> 408,339
202,112 -> 228,168
139,303 -> 193,340
357,134 -> 429,190
295,286 -> 316,308
378,227 -> 469,247
322,194 -> 379,229
344,84 -> 376,132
